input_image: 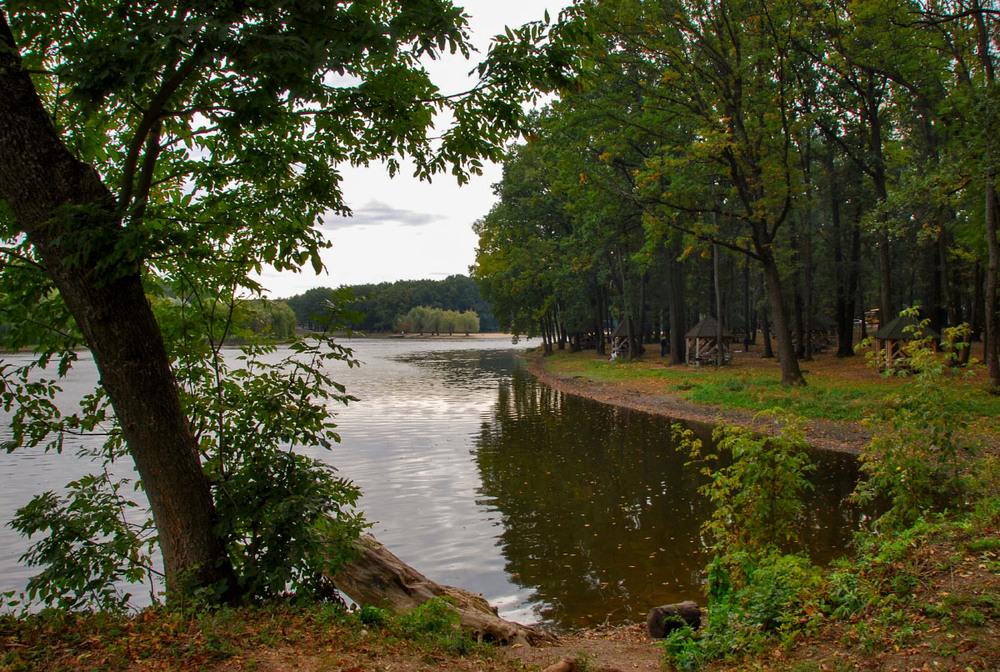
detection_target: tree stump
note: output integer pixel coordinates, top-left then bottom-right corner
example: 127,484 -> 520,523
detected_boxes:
646,601 -> 702,638
331,534 -> 558,646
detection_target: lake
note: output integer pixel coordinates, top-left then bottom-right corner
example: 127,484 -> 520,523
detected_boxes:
0,337 -> 862,629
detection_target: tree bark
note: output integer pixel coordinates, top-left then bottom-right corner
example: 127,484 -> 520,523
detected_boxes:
801,212 -> 814,360
864,71 -> 893,326
0,12 -> 235,601
760,272 -> 775,359
829,151 -> 856,357
974,1 -> 1000,390
984,181 -> 999,387
758,244 -> 804,385
667,239 -> 686,364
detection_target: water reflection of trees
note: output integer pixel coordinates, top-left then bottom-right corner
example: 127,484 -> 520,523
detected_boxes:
475,370 -> 712,628
474,370 -> 864,630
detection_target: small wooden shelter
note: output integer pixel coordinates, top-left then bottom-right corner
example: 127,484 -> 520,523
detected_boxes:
871,314 -> 940,372
610,316 -> 636,359
810,313 -> 838,351
685,315 -> 732,366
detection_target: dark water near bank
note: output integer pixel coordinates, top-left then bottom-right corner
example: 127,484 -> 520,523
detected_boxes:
325,340 -> 862,629
1,339 -> 862,629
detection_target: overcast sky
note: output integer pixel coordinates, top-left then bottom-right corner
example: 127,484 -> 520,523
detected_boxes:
258,1 -> 575,299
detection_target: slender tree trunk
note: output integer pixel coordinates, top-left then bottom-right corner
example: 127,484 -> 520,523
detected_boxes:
743,263 -> 752,347
759,273 -> 774,358
667,239 -> 686,364
829,152 -> 855,357
964,263 -> 984,366
593,278 -> 606,355
975,2 -> 1000,389
714,244 -> 723,368
802,211 -> 814,360
790,218 -> 806,358
636,271 -> 648,357
0,15 -> 236,600
862,70 -> 893,325
985,183 -> 999,386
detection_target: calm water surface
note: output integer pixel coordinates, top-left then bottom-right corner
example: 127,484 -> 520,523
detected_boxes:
0,338 -> 862,629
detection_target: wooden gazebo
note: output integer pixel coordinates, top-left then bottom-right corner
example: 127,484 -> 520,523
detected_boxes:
610,316 -> 636,360
811,313 -> 838,351
685,316 -> 732,366
871,314 -> 939,372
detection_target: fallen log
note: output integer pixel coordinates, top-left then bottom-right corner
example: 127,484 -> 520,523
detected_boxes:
331,534 -> 558,646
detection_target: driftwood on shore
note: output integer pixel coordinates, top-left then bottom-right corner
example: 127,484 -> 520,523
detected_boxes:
331,534 -> 558,646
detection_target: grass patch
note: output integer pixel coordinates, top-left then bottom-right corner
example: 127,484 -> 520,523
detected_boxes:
537,350 -> 1000,431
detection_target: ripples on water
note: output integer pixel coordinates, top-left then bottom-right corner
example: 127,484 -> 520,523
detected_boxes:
1,338 -> 864,630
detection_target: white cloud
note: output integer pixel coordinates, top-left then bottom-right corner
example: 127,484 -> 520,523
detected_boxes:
261,1 -> 576,297
323,200 -> 447,230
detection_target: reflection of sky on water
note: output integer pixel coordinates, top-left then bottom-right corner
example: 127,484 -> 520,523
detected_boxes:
319,340 -> 539,623
1,338 -> 863,630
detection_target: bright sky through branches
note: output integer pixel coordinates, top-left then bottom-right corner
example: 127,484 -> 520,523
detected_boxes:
258,1 -> 574,299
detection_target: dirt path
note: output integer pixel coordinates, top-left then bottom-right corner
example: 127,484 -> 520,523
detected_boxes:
500,623 -> 665,671
525,353 -> 870,454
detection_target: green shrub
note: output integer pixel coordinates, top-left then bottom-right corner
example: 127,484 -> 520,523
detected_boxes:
667,412 -> 821,669
7,289 -> 367,609
855,309 -> 977,529
674,409 -> 815,556
662,551 -> 823,670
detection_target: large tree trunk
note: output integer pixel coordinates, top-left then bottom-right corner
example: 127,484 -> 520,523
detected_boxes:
0,13 -> 235,601
667,239 -> 686,364
759,247 -> 804,385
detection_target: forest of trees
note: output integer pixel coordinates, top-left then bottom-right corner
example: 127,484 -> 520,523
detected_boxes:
284,275 -> 498,332
473,0 -> 1000,387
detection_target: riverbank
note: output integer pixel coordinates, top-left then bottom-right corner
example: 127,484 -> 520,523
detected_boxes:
5,343 -> 999,672
525,352 -> 872,453
7,503 -> 998,672
524,345 -> 1000,455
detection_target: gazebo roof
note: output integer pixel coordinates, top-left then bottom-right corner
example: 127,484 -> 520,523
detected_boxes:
611,316 -> 635,339
872,314 -> 940,340
685,315 -> 732,339
811,313 -> 837,330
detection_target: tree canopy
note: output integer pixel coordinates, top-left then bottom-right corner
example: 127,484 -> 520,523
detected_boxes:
473,0 -> 1000,386
0,0 -> 541,606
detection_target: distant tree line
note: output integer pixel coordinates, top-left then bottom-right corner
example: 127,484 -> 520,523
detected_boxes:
283,274 -> 498,332
397,306 -> 480,335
